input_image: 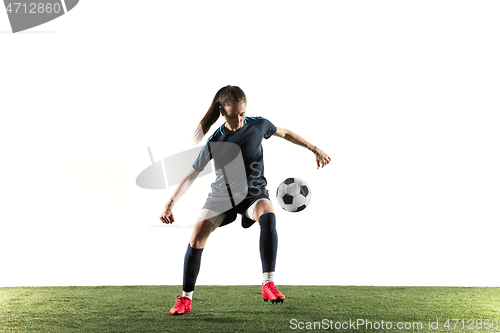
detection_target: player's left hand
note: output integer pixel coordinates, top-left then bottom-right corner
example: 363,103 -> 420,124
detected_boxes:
314,147 -> 331,169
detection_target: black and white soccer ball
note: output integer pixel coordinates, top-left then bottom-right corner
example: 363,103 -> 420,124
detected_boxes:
276,177 -> 311,212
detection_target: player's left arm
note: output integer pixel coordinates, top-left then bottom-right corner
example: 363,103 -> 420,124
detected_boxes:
273,127 -> 331,169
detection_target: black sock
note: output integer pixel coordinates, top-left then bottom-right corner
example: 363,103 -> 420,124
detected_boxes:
259,212 -> 278,273
182,243 -> 204,292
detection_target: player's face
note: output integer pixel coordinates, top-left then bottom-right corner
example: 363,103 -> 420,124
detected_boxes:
221,102 -> 246,132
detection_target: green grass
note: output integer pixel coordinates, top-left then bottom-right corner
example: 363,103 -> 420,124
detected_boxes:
1,286 -> 499,332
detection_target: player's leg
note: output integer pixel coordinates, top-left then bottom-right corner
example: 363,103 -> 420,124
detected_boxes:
252,198 -> 275,221
189,217 -> 216,249
182,218 -> 215,297
185,210 -> 226,295
251,200 -> 285,303
170,211 -> 225,315
253,199 -> 277,275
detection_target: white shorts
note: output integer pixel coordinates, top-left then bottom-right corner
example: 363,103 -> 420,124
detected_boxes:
197,198 -> 270,229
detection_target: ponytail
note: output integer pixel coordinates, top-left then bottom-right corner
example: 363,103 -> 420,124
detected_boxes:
193,85 -> 247,144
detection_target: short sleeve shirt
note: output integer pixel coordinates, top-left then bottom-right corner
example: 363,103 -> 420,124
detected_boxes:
193,116 -> 277,199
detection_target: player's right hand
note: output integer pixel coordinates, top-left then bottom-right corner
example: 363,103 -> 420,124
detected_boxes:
160,201 -> 175,224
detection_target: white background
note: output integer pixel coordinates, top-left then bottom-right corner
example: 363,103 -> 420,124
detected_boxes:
1,1 -> 499,288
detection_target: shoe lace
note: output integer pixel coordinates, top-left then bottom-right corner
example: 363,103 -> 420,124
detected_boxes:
175,295 -> 189,307
266,282 -> 280,294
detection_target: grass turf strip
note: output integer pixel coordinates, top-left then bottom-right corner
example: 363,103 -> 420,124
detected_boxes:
1,286 -> 499,332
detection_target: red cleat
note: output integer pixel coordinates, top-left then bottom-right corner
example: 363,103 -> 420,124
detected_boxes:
169,295 -> 191,315
262,282 -> 285,303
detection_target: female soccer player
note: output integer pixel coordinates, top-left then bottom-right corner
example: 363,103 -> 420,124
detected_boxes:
160,85 -> 331,315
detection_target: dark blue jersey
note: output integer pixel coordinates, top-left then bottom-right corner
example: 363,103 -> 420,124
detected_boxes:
193,117 -> 277,202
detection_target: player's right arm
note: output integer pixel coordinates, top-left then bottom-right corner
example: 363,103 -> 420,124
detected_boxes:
160,167 -> 200,224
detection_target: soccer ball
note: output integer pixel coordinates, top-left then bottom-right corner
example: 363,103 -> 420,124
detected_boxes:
276,177 -> 311,212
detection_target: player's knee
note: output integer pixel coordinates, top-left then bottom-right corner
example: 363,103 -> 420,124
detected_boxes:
190,240 -> 205,249
190,219 -> 214,248
253,199 -> 274,221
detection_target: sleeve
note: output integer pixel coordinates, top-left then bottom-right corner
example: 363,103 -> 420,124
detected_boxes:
262,117 -> 277,139
192,142 -> 212,172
